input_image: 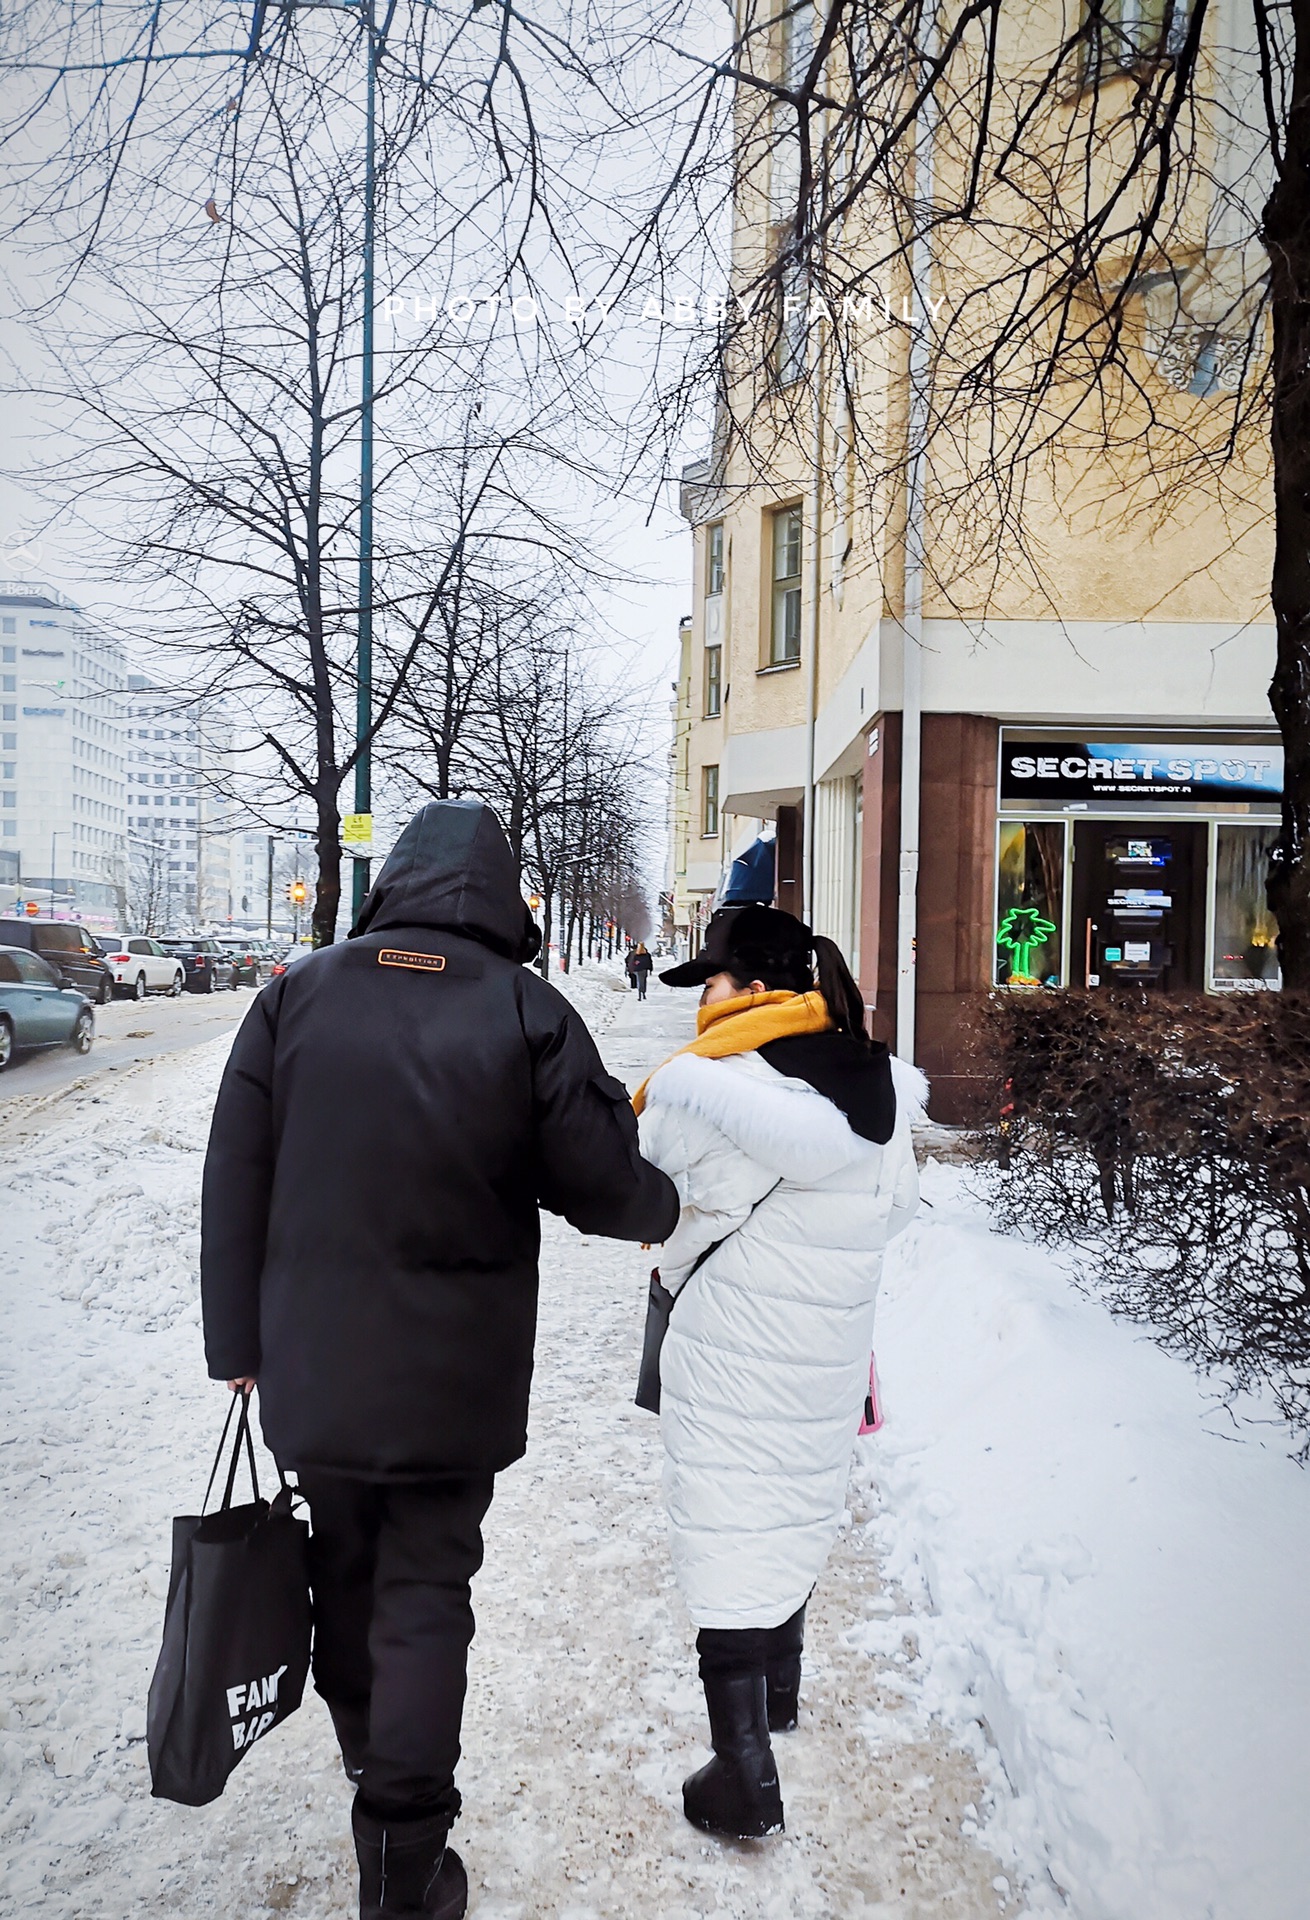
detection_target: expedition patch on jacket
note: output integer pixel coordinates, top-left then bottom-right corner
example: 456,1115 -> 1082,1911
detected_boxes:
201,799 -> 679,1479
637,1038 -> 921,1629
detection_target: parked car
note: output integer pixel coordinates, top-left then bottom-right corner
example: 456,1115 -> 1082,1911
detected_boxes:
99,935 -> 186,1000
0,945 -> 95,1070
159,936 -> 240,994
0,918 -> 114,1004
269,943 -> 314,978
213,936 -> 265,987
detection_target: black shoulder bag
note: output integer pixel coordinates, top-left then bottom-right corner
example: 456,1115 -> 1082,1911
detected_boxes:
635,1179 -> 782,1414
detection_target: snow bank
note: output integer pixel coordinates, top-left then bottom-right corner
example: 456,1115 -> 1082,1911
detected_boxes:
546,956 -> 632,1035
862,1157 -> 1310,1920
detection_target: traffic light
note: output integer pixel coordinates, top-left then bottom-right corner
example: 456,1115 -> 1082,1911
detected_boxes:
287,878 -> 309,906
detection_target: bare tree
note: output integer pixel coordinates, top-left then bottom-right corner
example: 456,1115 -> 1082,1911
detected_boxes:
12,13 -> 625,943
127,833 -> 177,937
2,0 -> 673,943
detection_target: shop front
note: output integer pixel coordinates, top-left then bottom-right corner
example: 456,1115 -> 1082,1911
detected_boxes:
997,736 -> 1283,995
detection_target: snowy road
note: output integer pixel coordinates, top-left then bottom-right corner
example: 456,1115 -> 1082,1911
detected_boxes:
0,988 -> 253,1117
0,970 -> 1026,1920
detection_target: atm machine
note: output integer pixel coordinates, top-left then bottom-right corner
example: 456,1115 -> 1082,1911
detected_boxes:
1075,828 -> 1205,990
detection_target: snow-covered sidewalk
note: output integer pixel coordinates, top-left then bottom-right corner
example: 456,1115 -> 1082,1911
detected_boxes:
6,966 -> 1307,1920
0,975 -> 1021,1920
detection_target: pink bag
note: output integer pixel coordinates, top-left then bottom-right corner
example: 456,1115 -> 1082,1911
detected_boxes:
858,1354 -> 882,1434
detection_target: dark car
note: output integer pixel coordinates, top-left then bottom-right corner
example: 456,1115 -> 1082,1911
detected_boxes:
0,945 -> 95,1070
213,936 -> 265,987
0,918 -> 114,1004
160,936 -> 240,994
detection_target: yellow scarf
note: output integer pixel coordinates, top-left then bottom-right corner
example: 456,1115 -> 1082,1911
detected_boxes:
631,989 -> 833,1115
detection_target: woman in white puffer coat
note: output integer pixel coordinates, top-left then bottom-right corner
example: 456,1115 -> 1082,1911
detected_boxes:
636,905 -> 920,1842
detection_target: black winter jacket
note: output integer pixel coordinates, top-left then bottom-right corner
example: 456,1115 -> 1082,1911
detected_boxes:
201,799 -> 679,1478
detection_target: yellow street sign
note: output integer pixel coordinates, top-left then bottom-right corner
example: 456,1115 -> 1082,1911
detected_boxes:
342,813 -> 373,846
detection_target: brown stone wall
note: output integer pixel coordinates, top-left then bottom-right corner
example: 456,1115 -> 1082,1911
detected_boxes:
856,712 -> 998,1119
916,714 -> 999,1121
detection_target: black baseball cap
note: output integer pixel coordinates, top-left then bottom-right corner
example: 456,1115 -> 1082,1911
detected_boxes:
660,904 -> 813,988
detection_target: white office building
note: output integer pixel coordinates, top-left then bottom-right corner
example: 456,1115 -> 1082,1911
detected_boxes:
0,582 -> 128,933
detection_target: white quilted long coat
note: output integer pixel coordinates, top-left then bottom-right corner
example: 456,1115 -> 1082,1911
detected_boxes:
638,1047 -> 921,1629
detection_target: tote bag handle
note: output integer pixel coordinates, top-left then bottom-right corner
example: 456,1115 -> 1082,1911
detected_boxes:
201,1392 -> 261,1514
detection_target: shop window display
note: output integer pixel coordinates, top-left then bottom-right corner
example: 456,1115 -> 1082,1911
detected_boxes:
1212,825 -> 1281,988
996,821 -> 1064,986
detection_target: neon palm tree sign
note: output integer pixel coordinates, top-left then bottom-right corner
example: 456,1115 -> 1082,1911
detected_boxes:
997,906 -> 1057,980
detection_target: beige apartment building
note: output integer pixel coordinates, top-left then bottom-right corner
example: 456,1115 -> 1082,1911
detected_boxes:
673,0 -> 1279,1119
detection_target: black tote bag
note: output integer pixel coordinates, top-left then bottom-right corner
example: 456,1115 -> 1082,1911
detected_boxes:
147,1392 -> 311,1807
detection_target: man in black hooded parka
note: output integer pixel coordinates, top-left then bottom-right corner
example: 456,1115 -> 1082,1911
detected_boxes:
201,799 -> 678,1920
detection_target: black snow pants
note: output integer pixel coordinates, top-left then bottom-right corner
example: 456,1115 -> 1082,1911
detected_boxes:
299,1471 -> 496,1825
696,1604 -> 806,1678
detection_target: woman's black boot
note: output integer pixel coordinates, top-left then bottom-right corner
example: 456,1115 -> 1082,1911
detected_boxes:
683,1671 -> 784,1839
352,1799 -> 468,1919
765,1604 -> 807,1733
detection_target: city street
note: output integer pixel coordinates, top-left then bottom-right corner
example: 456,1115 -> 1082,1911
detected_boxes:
0,970 -> 1030,1920
0,987 -> 256,1123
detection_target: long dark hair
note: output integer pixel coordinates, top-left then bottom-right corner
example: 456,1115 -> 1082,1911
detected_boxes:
725,925 -> 870,1045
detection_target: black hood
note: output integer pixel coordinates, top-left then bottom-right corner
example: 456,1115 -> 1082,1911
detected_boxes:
757,1032 -> 896,1144
350,799 -> 541,963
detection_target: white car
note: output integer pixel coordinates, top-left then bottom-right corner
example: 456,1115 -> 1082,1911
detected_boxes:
100,936 -> 186,1000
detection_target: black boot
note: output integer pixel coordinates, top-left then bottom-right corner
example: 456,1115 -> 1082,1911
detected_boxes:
352,1799 -> 468,1920
765,1604 -> 807,1733
683,1671 -> 784,1840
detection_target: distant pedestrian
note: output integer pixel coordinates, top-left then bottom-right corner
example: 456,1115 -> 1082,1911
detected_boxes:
624,945 -> 639,989
633,905 -> 920,1843
631,943 -> 654,1001
201,800 -> 678,1920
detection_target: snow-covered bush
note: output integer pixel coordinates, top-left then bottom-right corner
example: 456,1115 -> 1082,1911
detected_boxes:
967,991 -> 1310,1446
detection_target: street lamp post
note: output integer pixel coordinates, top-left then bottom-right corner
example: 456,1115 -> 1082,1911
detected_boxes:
351,0 -> 377,926
218,0 -> 378,931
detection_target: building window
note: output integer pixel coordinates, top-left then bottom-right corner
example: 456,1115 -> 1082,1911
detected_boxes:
996,821 -> 1065,987
704,643 -> 723,718
1211,825 -> 1280,989
702,764 -> 720,838
1084,0 -> 1188,78
769,506 -> 803,665
779,0 -> 813,85
774,255 -> 808,387
706,522 -> 725,597
1,792 -> 14,808
1,620 -> 14,636
2,677 -> 13,693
